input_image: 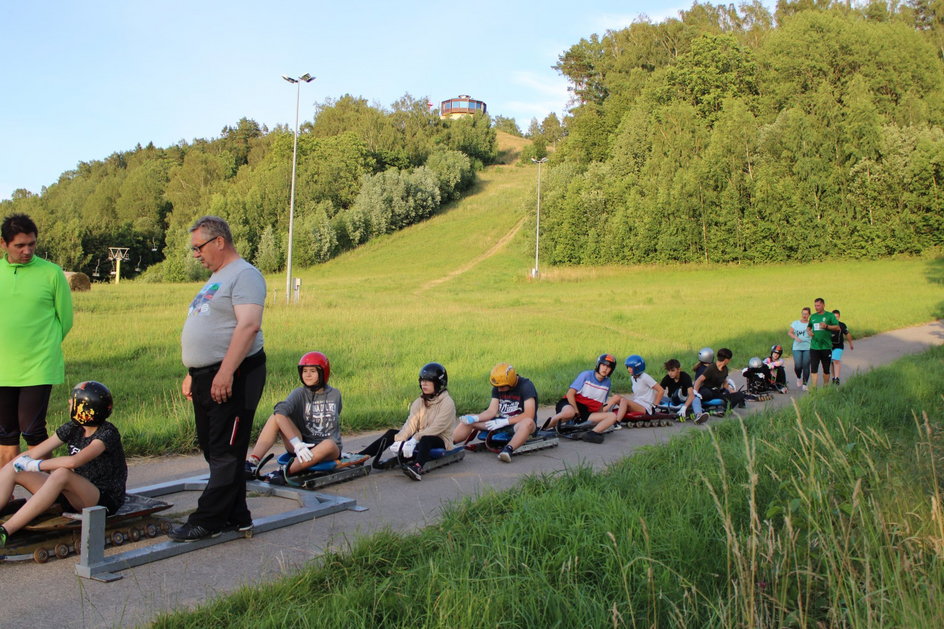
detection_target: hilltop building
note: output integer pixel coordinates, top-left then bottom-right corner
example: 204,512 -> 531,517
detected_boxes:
440,95 -> 487,119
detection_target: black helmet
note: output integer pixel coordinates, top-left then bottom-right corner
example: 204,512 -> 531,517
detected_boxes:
596,353 -> 617,374
418,362 -> 448,397
770,344 -> 783,356
70,381 -> 113,426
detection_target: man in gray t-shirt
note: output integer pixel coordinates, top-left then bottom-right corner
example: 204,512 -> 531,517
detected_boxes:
170,216 -> 267,542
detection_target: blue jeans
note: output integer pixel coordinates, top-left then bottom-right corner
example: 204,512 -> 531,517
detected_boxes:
792,349 -> 810,384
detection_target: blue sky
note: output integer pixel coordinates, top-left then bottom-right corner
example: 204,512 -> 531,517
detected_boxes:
0,0 -> 691,200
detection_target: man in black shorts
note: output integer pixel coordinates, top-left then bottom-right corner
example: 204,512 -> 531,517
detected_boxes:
807,298 -> 840,388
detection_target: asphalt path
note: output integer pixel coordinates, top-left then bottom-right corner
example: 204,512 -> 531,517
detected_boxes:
5,321 -> 943,627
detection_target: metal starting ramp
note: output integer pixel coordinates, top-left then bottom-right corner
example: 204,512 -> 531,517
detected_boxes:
75,475 -> 365,582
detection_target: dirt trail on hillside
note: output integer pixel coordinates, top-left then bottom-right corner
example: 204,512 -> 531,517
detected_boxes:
416,216 -> 525,294
9,321 -> 943,628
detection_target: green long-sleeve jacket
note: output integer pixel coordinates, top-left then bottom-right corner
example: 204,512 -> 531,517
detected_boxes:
0,255 -> 73,386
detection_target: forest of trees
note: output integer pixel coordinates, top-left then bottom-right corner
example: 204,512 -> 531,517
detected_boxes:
0,94 -> 495,281
538,0 -> 944,264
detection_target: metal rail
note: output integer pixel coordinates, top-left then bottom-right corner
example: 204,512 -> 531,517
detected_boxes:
75,476 -> 364,582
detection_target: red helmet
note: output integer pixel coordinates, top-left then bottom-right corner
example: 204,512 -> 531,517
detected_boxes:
298,351 -> 330,388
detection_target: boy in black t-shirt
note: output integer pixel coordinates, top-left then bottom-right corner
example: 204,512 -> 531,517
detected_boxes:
0,381 -> 127,547
455,363 -> 538,462
659,359 -> 708,423
693,348 -> 747,421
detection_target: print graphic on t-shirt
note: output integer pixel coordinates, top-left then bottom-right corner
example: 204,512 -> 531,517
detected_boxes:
304,399 -> 337,438
188,282 -> 221,316
498,396 -> 524,418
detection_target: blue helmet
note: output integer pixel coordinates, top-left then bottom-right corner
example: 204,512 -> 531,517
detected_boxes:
624,355 -> 646,375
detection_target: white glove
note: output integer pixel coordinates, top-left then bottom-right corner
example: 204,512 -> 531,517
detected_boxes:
388,438 -> 418,458
693,390 -> 702,399
460,414 -> 479,424
400,438 -> 418,458
485,418 -> 510,431
13,455 -> 40,472
677,405 -> 688,418
289,437 -> 316,463
726,378 -> 736,391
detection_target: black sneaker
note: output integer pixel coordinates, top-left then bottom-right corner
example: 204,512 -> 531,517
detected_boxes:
498,446 -> 513,463
402,462 -> 423,481
694,413 -> 709,424
225,518 -> 253,533
582,431 -> 604,444
168,522 -> 221,543
243,460 -> 258,480
262,469 -> 288,486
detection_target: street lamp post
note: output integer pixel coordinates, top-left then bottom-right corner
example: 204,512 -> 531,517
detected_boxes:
530,157 -> 548,278
282,73 -> 315,304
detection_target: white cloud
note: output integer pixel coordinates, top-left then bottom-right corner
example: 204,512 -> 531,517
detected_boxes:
496,71 -> 572,122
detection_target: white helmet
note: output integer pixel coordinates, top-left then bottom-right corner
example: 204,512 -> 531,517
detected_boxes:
698,347 -> 714,363
748,357 -> 763,369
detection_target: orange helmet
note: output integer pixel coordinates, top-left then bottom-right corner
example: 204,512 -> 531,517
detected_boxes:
489,363 -> 519,388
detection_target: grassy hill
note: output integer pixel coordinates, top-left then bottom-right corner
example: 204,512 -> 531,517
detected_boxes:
61,152 -> 944,454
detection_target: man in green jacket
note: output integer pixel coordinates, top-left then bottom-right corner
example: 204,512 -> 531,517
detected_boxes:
0,214 -> 73,466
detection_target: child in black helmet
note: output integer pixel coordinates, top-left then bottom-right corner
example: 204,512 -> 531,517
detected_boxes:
358,362 -> 457,480
0,381 -> 127,548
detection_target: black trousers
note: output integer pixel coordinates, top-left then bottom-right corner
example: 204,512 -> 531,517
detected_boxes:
360,428 -> 445,466
701,386 -> 747,410
188,350 -> 266,530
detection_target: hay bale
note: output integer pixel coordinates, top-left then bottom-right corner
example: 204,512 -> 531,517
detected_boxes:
64,271 -> 91,292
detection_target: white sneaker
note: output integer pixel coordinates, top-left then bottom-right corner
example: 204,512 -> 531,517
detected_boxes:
802,384 -> 808,391
797,379 -> 803,388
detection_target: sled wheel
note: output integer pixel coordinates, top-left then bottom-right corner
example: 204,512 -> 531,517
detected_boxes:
33,547 -> 50,563
111,530 -> 126,546
130,527 -> 142,542
55,543 -> 71,559
146,523 -> 159,538
160,521 -> 172,533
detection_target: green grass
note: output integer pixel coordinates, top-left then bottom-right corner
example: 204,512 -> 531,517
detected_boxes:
53,161 -> 944,455
151,345 -> 944,628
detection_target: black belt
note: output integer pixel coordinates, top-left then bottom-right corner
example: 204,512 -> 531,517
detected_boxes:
188,349 -> 265,377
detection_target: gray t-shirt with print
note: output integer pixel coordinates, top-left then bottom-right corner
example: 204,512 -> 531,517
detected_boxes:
273,385 -> 343,449
181,258 -> 266,369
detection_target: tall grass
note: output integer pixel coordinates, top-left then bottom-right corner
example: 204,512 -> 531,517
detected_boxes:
153,346 -> 944,627
53,161 -> 944,454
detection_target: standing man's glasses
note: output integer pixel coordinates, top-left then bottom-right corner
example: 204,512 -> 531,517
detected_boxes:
190,236 -> 219,253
